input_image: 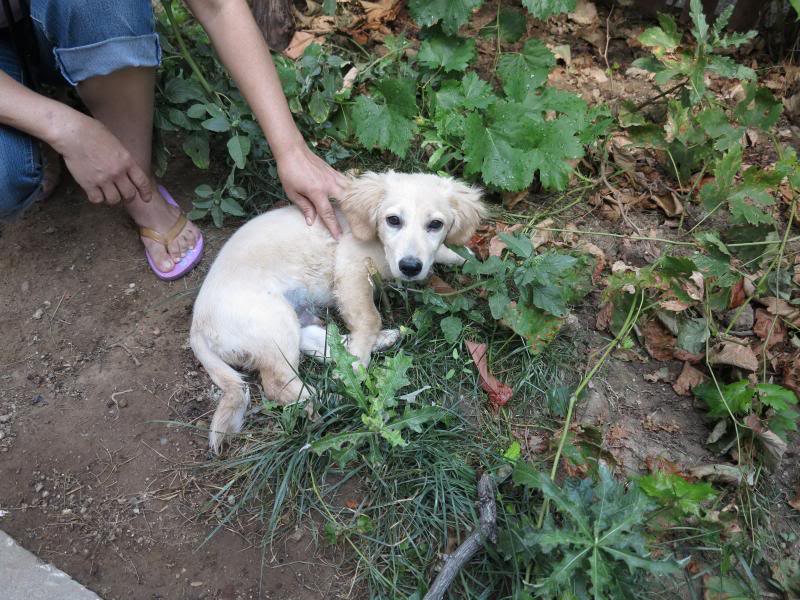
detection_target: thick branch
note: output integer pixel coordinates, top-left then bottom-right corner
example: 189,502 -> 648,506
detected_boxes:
250,0 -> 294,51
423,474 -> 497,600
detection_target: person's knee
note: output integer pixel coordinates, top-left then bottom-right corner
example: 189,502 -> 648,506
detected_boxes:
0,137 -> 42,222
32,0 -> 157,44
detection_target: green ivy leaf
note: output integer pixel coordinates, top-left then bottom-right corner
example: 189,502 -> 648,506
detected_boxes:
522,0 -> 576,20
498,7 -> 527,42
407,0 -> 483,34
220,196 -> 246,217
202,114 -> 231,133
226,135 -> 251,169
352,78 -> 417,158
182,133 -> 210,169
418,31 -> 476,72
463,112 -> 536,191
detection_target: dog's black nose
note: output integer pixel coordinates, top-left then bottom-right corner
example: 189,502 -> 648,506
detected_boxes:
399,257 -> 423,277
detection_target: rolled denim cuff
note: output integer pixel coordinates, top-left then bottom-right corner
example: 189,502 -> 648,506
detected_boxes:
54,32 -> 161,85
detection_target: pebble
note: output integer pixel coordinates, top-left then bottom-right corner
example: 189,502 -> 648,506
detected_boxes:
34,483 -> 43,493
0,414 -> 10,423
190,581 -> 204,587
117,397 -> 128,408
20,281 -> 29,293
32,308 -> 44,320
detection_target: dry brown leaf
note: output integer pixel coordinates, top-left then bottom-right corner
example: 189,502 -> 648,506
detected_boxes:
753,308 -> 786,348
673,362 -> 706,396
782,352 -> 800,396
708,341 -> 758,371
427,275 -> 456,295
465,341 -> 513,410
531,218 -> 555,250
642,319 -> 676,361
651,192 -> 683,217
744,413 -> 786,467
643,367 -> 671,383
359,0 -> 402,26
789,488 -> 800,511
341,66 -> 359,91
283,31 -> 319,59
609,134 -> 637,174
688,464 -> 747,486
595,302 -> 612,332
502,190 -> 528,210
759,296 -> 796,317
569,0 -> 598,24
660,299 -> 691,312
673,348 -> 704,364
488,223 -> 523,257
728,279 -> 746,309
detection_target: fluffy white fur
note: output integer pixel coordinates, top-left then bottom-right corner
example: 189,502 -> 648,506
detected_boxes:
190,171 -> 487,452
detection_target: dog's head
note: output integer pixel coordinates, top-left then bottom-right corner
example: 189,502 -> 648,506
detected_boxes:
340,171 -> 487,281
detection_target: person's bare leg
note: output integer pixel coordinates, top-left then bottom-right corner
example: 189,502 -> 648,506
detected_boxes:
77,67 -> 199,272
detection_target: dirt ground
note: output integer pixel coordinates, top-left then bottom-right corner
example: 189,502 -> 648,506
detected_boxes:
0,166 -> 348,600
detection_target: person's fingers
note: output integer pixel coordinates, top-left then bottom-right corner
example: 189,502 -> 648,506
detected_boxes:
311,193 -> 342,239
287,191 -> 317,226
128,164 -> 153,202
101,182 -> 122,205
115,175 -> 138,203
86,186 -> 105,204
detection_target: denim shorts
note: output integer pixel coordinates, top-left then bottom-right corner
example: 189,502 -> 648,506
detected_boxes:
0,0 -> 162,221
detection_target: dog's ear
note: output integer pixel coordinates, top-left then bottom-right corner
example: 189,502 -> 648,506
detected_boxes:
340,172 -> 387,241
446,180 -> 487,245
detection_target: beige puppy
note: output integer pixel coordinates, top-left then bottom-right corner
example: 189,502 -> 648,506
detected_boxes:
190,171 -> 486,452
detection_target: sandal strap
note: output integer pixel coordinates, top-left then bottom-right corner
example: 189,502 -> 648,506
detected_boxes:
140,214 -> 189,245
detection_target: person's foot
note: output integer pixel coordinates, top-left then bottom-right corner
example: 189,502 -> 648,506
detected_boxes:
125,184 -> 201,272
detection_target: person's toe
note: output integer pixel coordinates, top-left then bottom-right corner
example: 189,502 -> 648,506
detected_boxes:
142,237 -> 174,272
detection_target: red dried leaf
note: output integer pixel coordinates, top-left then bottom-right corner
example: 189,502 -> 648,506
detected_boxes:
789,488 -> 800,512
729,279 -> 746,309
465,340 -> 513,410
427,275 -> 456,294
673,362 -> 706,396
642,319 -> 676,361
753,308 -> 786,348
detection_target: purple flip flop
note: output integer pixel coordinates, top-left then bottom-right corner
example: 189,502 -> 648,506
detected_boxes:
140,185 -> 204,281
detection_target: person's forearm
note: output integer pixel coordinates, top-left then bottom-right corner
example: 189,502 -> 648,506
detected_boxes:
0,71 -> 82,153
184,0 -> 305,160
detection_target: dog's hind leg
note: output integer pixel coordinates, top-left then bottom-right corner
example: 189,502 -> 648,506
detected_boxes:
300,324 -> 399,362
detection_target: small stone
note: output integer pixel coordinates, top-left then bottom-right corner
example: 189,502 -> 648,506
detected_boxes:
722,305 -> 754,333
160,437 -> 168,445
117,397 -> 128,408
0,414 -> 10,423
41,490 -> 49,498
190,581 -> 204,587
21,281 -> 29,293
45,226 -> 55,234
32,308 -> 43,320
128,283 -> 136,289
34,483 -> 43,493
31,394 -> 46,406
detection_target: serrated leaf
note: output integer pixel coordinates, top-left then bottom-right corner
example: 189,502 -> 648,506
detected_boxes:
638,471 -> 717,516
756,384 -> 798,412
183,133 -> 210,169
735,84 -> 782,131
407,0 -> 483,34
463,112 -> 535,191
499,7 -> 527,42
501,303 -> 564,354
440,315 -> 463,344
528,118 -> 584,190
639,24 -> 681,52
498,38 -> 555,101
226,135 -> 251,169
498,233 -> 533,258
694,380 -> 753,418
352,93 -> 416,158
417,31 -> 476,72
522,0 -> 576,19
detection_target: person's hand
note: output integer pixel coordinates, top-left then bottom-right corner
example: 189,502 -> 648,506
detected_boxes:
276,143 -> 348,238
53,112 -> 153,205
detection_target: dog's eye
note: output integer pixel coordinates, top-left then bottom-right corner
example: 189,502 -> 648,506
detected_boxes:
428,220 -> 444,231
386,215 -> 402,227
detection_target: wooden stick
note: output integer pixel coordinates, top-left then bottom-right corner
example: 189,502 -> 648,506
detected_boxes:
423,474 -> 497,600
250,0 -> 294,51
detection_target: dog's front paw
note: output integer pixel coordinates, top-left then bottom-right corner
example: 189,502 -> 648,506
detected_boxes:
373,328 -> 401,352
208,404 -> 246,454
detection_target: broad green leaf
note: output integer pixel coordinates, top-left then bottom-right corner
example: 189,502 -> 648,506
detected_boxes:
308,90 -> 330,124
756,384 -> 798,412
522,0 -> 576,20
183,133 -> 210,169
194,184 -> 214,199
352,93 -> 416,158
512,460 -> 542,488
459,72 -> 497,109
186,103 -> 208,119
707,55 -> 755,80
528,118 -> 584,190
639,17 -> 681,53
694,380 -> 753,418
638,471 -> 717,516
501,303 -> 564,354
689,0 -> 709,44
498,7 -> 527,42
226,135 -> 251,169
696,107 -> 744,151
792,0 -> 800,18
498,38 -> 555,101
407,0 -> 483,34
489,292 -> 509,320
498,233 -> 533,258
202,115 -> 231,133
676,317 -> 708,355
440,315 -> 463,344
735,84 -> 782,131
164,77 -> 206,104
220,196 -> 246,217
463,112 -> 536,191
417,31 -> 476,72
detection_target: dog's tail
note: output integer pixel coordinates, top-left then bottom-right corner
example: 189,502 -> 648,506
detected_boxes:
190,328 -> 248,453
